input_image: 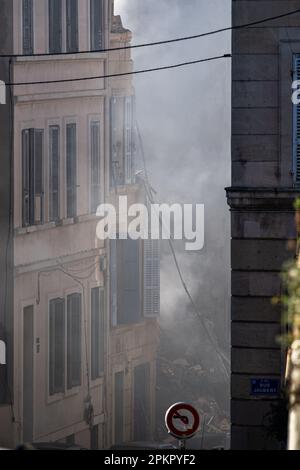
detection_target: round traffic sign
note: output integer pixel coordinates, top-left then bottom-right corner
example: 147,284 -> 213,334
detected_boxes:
165,402 -> 200,439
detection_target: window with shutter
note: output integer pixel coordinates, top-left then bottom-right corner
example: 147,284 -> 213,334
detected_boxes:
66,0 -> 79,53
49,298 -> 65,395
110,239 -> 118,326
49,0 -> 62,53
22,128 -> 44,227
293,55 -> 300,184
134,363 -> 151,441
49,126 -> 60,221
110,97 -> 124,186
66,123 -> 77,218
90,0 -> 103,51
124,96 -> 135,184
143,239 -> 160,317
110,239 -> 141,326
90,121 -> 101,213
22,0 -> 33,54
91,287 -> 105,380
114,371 -> 124,444
110,96 -> 136,187
67,293 -> 82,389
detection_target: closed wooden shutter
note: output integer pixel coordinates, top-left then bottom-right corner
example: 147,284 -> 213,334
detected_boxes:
66,123 -> 77,218
49,0 -> 62,53
90,121 -> 101,213
67,293 -> 82,389
49,125 -> 60,221
90,0 -> 103,51
294,56 -> 300,184
49,298 -> 65,395
117,239 -> 141,325
143,239 -> 160,317
91,287 -> 105,380
23,0 -> 33,54
66,0 -> 79,52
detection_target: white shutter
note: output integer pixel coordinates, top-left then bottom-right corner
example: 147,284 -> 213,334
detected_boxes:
293,56 -> 300,184
143,239 -> 160,317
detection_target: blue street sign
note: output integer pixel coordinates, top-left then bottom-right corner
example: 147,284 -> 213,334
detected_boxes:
250,378 -> 280,396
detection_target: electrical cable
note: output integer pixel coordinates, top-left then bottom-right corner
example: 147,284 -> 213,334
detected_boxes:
0,7 -> 299,58
5,54 -> 231,87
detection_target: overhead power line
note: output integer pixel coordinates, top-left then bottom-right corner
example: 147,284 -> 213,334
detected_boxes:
5,54 -> 231,87
0,7 -> 299,58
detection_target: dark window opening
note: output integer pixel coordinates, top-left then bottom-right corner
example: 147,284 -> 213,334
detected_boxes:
23,0 -> 34,54
22,128 -> 44,227
90,0 -> 103,51
49,298 -> 65,395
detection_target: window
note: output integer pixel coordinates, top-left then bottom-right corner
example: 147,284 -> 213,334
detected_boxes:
67,293 -> 82,389
22,0 -> 33,54
293,55 -> 300,184
49,298 -> 65,395
91,425 -> 99,450
90,121 -> 101,213
66,123 -> 77,218
22,128 -> 44,227
110,239 -> 141,326
49,0 -> 62,53
49,126 -> 60,221
134,363 -> 151,441
110,96 -> 135,187
90,0 -> 103,51
114,371 -> 124,444
91,287 -> 104,380
66,0 -> 79,53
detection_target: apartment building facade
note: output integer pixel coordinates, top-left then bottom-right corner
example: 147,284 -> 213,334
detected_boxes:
227,0 -> 300,450
0,0 -> 159,449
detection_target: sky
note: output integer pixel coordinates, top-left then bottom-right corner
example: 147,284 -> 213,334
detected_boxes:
114,0 -> 231,358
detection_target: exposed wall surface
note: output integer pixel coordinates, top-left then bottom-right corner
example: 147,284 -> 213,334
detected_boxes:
228,0 -> 300,449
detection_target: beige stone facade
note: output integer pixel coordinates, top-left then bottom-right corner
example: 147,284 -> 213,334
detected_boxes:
0,0 -> 159,449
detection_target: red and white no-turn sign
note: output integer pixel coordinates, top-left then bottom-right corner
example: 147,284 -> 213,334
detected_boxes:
165,402 -> 200,440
